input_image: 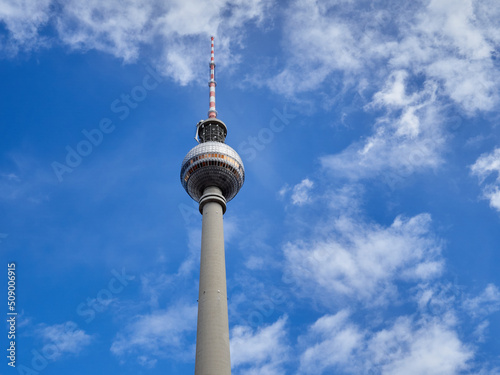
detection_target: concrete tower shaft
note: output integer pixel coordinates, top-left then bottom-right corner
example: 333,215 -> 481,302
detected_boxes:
195,186 -> 231,375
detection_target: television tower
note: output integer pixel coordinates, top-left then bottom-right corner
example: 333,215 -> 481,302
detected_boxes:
180,37 -> 245,375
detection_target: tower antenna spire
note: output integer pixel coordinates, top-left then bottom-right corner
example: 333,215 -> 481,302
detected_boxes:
208,36 -> 217,118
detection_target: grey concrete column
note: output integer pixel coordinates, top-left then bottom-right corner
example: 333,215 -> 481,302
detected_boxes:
195,186 -> 231,375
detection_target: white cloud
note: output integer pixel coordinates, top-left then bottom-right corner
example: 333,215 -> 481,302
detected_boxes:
37,321 -> 92,360
284,213 -> 443,305
270,0 -> 499,184
0,0 -> 52,52
269,0 -> 363,96
298,310 -> 363,374
321,70 -> 445,181
298,311 -> 473,375
54,0 -> 268,83
372,70 -> 415,109
470,147 -> 500,212
425,58 -> 497,113
291,178 -> 314,206
54,0 -> 155,62
231,316 -> 289,375
470,148 -> 500,181
424,0 -> 490,58
273,0 -> 500,112
369,316 -> 472,375
0,0 -> 272,84
111,302 -> 197,365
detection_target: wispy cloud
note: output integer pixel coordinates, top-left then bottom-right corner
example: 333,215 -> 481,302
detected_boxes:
37,321 -> 93,360
175,227 -> 201,277
290,178 -> 314,206
110,302 -> 197,366
463,284 -> 500,319
321,71 -> 445,181
0,154 -> 54,203
470,147 -> 500,212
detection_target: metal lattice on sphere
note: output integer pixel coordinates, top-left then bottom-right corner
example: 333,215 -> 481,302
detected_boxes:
180,141 -> 245,203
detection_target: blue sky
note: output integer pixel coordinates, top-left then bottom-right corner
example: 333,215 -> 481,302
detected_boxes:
1,0 -> 500,374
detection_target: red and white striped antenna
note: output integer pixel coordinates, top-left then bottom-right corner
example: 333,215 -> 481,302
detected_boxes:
208,36 -> 217,118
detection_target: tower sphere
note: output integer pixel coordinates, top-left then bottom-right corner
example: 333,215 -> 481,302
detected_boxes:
180,141 -> 245,203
